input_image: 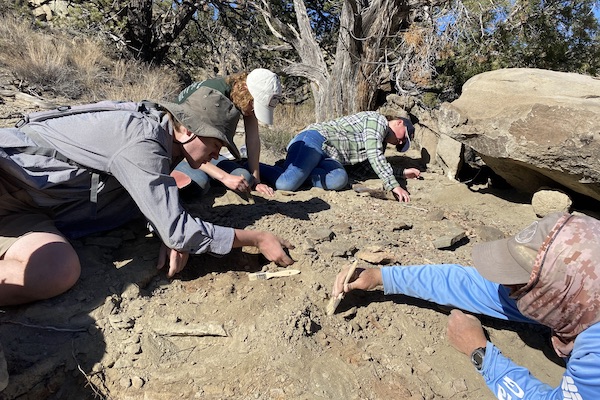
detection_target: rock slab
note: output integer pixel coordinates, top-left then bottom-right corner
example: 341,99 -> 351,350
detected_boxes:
438,68 -> 600,202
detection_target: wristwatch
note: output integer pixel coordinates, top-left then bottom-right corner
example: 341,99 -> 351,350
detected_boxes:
470,347 -> 486,371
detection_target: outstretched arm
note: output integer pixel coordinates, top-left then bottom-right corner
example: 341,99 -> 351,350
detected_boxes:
200,162 -> 251,193
233,229 -> 295,266
332,264 -> 600,399
243,114 -> 274,196
449,318 -> 600,400
157,229 -> 295,277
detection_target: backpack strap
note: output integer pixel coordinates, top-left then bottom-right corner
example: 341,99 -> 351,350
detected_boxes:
14,101 -> 159,127
14,101 -> 164,217
17,124 -> 72,163
17,124 -> 104,217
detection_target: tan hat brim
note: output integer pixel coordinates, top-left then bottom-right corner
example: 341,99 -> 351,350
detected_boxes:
471,238 -> 533,285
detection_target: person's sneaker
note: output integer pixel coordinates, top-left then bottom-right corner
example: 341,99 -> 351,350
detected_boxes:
0,340 -> 8,391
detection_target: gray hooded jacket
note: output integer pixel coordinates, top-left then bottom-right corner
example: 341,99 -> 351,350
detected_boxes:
0,103 -> 234,255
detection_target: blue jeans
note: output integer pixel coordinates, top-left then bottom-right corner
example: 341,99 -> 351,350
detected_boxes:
174,156 -> 254,196
259,130 -> 348,191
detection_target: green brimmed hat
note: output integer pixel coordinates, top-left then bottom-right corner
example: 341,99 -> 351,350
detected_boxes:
159,86 -> 240,158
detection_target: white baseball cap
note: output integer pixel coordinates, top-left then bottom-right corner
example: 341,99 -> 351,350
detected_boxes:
246,68 -> 282,125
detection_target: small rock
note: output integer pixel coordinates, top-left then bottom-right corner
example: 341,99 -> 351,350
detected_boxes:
415,361 -> 432,374
331,223 -> 352,234
113,357 -> 133,369
472,225 -> 506,241
121,283 -> 141,300
131,376 -> 145,389
308,228 -> 335,243
532,187 -> 572,217
451,378 -> 468,392
119,376 -> 132,388
317,242 -> 356,258
340,307 -> 357,319
108,315 -> 135,330
92,363 -> 103,373
101,294 -> 122,317
392,222 -> 413,231
355,249 -> 397,264
426,209 -> 445,221
433,226 -> 467,249
124,343 -> 142,355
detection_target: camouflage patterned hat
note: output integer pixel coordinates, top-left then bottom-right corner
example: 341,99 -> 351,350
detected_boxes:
515,212 -> 600,356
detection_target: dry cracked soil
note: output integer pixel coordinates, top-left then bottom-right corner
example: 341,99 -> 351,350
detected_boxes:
0,83 -> 572,400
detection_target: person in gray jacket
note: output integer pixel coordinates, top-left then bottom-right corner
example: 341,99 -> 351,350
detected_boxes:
0,86 -> 294,307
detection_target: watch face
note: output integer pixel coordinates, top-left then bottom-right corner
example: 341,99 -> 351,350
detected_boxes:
471,348 -> 485,370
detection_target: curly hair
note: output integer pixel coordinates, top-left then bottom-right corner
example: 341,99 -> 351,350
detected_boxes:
225,72 -> 253,113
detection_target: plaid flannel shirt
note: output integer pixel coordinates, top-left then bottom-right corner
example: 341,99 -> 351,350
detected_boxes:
306,111 -> 400,190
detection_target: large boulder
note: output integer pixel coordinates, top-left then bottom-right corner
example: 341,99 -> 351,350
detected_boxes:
437,68 -> 600,202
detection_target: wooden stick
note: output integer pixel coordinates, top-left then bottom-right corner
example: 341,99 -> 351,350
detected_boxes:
325,260 -> 358,316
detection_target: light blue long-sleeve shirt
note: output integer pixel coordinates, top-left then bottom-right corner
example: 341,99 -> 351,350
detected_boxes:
381,264 -> 600,399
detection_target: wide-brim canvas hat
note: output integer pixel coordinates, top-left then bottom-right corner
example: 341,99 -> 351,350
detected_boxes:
471,212 -> 566,285
246,68 -> 282,126
158,86 -> 241,159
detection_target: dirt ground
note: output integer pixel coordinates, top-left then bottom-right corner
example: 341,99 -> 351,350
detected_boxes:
0,90 -> 573,400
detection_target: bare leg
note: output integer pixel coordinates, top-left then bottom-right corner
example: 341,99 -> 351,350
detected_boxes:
0,232 -> 80,306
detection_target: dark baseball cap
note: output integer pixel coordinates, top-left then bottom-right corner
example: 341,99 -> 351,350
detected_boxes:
158,86 -> 240,159
396,117 -> 415,153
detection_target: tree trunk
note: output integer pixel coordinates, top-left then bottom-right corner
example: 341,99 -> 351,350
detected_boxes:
317,0 -> 408,120
265,0 -> 410,121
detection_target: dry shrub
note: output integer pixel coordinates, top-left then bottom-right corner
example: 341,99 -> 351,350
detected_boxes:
395,24 -> 440,90
0,16 -> 180,102
0,17 -> 82,97
403,25 -> 425,48
273,101 -> 315,132
68,37 -> 113,90
260,127 -> 295,155
96,60 -> 180,102
263,101 -> 315,154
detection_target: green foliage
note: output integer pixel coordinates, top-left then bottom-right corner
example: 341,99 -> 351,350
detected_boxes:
304,0 -> 342,51
10,0 -> 600,110
492,0 -> 599,73
436,0 -> 600,97
421,92 -> 440,109
59,1 -> 127,35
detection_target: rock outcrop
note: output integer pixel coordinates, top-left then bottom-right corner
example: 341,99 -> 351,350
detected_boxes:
437,68 -> 600,202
